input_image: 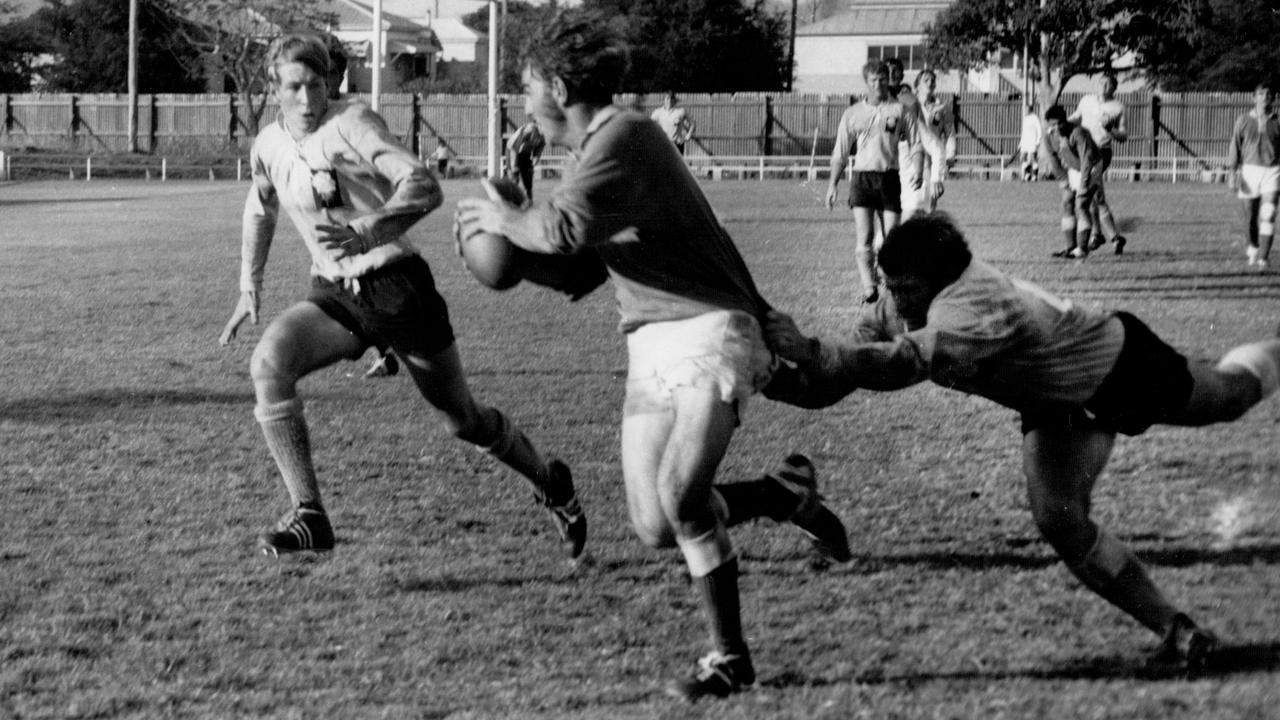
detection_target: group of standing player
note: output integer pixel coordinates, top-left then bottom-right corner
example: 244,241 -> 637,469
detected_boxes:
219,13 -> 1280,704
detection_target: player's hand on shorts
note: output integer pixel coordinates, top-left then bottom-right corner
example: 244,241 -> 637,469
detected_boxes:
316,224 -> 363,262
763,310 -> 815,364
931,179 -> 945,201
219,290 -> 260,346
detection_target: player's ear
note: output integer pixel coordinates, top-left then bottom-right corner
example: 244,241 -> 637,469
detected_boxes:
551,76 -> 569,106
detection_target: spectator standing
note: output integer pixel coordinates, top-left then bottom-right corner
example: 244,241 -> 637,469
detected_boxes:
506,118 -> 546,200
651,92 -> 695,154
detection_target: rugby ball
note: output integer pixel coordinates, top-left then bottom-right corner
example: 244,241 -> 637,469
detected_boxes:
460,177 -> 529,290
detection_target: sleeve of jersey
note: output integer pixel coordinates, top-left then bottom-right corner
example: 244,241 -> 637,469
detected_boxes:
829,111 -> 853,164
240,144 -> 278,293
1229,117 -> 1244,169
341,106 -> 441,246
908,298 -> 1020,380
542,139 -> 636,254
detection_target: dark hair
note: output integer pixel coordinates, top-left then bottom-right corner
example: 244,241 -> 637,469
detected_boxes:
1044,104 -> 1067,123
884,57 -> 904,73
879,212 -> 973,290
266,33 -> 330,84
521,8 -> 629,105
320,32 -> 348,76
914,68 -> 936,87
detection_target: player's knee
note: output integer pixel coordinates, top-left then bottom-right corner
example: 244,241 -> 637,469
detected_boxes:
1059,216 -> 1075,232
628,507 -> 675,549
450,405 -> 495,446
1028,500 -> 1091,560
249,344 -> 295,385
1259,201 -> 1275,223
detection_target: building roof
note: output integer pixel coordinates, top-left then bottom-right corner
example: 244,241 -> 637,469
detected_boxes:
798,3 -> 949,37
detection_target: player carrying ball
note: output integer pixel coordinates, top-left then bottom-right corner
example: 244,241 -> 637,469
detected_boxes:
454,8 -> 852,702
219,33 -> 586,561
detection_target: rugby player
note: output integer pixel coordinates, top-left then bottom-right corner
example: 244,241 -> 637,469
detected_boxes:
454,8 -> 851,702
219,33 -> 586,560
1228,81 -> 1280,269
1042,105 -> 1103,258
765,212 -> 1280,670
827,60 -> 944,304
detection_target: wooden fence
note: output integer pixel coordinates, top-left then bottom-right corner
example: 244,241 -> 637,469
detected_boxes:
0,91 -> 1256,176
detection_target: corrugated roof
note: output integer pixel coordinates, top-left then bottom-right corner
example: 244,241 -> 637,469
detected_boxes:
799,3 -> 948,36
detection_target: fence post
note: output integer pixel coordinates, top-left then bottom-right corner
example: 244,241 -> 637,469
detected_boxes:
411,93 -> 421,157
1149,94 -> 1160,173
228,94 -> 238,146
69,95 -> 79,146
762,96 -> 774,157
148,94 -> 158,153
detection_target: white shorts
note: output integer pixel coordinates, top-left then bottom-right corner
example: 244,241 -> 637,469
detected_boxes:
623,310 -> 775,418
1237,164 -> 1280,200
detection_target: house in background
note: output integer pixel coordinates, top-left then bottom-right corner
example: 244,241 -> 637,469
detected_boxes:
792,0 -> 1135,98
325,0 -> 443,93
793,1 -> 1017,96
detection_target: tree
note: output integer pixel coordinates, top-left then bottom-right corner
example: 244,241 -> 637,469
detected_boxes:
161,0 -> 335,136
461,1 -> 557,94
586,0 -> 791,92
0,1 -> 42,91
922,0 -> 1204,108
15,0 -> 202,93
465,0 -> 793,94
1142,0 -> 1280,91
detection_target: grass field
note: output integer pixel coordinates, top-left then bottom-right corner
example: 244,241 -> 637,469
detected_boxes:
1,177 -> 1278,719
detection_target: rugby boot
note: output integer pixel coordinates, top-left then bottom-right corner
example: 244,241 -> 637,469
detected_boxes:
666,651 -> 756,702
769,453 -> 853,564
1148,613 -> 1219,674
259,507 -> 334,555
539,459 -> 587,560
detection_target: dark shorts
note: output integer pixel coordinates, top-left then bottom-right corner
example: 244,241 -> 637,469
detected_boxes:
848,170 -> 902,213
1020,312 -> 1194,436
308,255 -> 455,359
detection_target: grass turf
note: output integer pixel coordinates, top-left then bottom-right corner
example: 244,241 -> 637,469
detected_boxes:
0,177 -> 1278,719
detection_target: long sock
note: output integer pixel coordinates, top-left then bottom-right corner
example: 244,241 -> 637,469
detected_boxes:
255,397 -> 322,510
477,407 -> 561,502
1063,526 -> 1179,635
695,557 -> 748,657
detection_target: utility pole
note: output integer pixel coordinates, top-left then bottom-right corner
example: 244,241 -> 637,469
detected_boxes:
127,0 -> 138,152
371,0 -> 384,111
487,0 -> 500,177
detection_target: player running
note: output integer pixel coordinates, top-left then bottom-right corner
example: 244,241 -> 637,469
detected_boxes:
1227,81 -> 1280,269
765,211 -> 1280,671
219,33 -> 586,560
454,8 -> 851,702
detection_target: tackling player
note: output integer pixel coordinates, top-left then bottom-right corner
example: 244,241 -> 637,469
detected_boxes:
765,211 -> 1280,670
219,33 -> 586,560
454,8 -> 851,702
1069,73 -> 1130,255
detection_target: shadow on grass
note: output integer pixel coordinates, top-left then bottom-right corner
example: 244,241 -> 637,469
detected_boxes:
0,196 -> 147,206
746,542 -> 1280,574
0,388 -> 253,421
763,642 -> 1280,688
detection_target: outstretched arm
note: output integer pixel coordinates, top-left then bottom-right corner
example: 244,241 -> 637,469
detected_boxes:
762,310 -> 930,407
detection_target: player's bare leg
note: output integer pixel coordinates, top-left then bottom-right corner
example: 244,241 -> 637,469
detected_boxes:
401,343 -> 586,560
1256,190 -> 1278,268
1023,426 -> 1215,668
852,206 -> 881,303
1242,197 -> 1261,265
622,388 -> 756,701
251,301 -> 365,554
1169,341 -> 1280,425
